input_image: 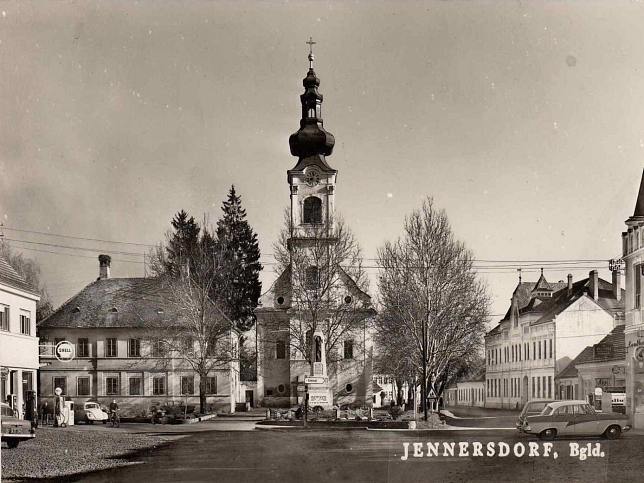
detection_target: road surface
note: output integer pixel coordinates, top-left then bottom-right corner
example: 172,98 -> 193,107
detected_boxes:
75,425 -> 644,482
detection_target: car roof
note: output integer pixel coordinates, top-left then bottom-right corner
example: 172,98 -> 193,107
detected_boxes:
547,400 -> 588,408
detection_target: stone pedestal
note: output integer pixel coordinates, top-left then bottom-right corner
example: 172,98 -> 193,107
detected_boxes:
307,330 -> 332,409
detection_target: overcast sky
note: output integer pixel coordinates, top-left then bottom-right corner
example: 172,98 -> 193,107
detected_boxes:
2,0 -> 644,320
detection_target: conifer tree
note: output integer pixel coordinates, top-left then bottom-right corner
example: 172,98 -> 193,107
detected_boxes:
216,186 -> 262,331
164,210 -> 201,277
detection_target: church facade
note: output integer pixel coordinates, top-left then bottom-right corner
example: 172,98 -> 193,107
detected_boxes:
255,46 -> 375,409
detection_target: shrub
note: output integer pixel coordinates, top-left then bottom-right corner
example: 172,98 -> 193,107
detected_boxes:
388,405 -> 404,420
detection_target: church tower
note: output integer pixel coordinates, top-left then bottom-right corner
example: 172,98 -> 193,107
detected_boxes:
287,38 -> 337,246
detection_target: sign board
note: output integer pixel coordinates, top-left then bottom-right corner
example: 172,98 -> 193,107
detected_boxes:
427,387 -> 438,399
304,376 -> 326,385
55,340 -> 75,362
594,387 -> 603,397
307,387 -> 331,407
297,384 -> 306,393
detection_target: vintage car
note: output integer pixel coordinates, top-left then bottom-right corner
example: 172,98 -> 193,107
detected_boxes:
520,400 -> 631,440
1,402 -> 35,448
75,401 -> 109,424
516,399 -> 555,429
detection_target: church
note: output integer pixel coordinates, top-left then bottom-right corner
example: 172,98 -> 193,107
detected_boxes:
255,42 -> 376,409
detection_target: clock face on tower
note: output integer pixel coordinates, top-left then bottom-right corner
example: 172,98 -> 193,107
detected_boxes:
305,169 -> 321,187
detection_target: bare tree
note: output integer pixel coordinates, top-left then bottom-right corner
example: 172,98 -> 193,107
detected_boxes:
144,233 -> 238,414
375,197 -> 489,421
0,242 -> 54,321
268,209 -> 374,365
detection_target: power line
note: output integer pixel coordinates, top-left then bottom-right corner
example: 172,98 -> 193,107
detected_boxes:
8,243 -> 145,264
3,237 -> 146,257
2,226 -> 156,248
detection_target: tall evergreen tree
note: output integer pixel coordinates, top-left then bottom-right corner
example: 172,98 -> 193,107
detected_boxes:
216,186 -> 262,331
164,210 -> 201,277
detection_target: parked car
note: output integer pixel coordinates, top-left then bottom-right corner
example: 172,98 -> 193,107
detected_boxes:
516,399 -> 555,429
74,401 -> 109,424
520,400 -> 631,440
1,402 -> 35,448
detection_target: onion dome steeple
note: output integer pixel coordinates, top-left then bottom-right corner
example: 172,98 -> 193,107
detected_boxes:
288,37 -> 335,161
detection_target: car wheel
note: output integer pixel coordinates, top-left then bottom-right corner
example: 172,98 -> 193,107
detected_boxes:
604,425 -> 622,440
7,440 -> 19,449
539,428 -> 557,441
87,419 -> 94,425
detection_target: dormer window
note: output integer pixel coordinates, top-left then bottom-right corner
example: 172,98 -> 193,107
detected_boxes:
109,307 -> 118,313
303,196 -> 322,224
72,307 -> 81,314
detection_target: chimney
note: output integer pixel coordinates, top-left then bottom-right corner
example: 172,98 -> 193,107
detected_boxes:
589,270 -> 599,300
567,273 -> 573,292
612,270 -> 622,301
98,254 -> 111,280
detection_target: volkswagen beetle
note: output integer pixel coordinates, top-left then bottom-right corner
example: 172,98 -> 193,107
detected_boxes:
521,400 -> 631,440
75,401 -> 109,424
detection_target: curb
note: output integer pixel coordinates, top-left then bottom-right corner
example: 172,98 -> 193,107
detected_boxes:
179,413 -> 218,424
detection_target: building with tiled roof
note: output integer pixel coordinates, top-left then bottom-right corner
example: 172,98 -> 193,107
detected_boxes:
0,254 -> 40,420
484,270 -> 624,409
38,255 -> 240,416
556,325 -> 625,411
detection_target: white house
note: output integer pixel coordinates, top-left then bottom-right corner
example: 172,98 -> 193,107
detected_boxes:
0,255 -> 40,419
485,270 -> 623,409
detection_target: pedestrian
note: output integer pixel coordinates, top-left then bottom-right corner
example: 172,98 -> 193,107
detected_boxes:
40,400 -> 50,425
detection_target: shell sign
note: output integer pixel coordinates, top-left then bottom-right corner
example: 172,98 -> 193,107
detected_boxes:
55,340 -> 75,362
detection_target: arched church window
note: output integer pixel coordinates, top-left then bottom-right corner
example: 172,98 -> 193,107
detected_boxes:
305,266 -> 319,290
303,197 -> 322,224
308,108 -> 316,118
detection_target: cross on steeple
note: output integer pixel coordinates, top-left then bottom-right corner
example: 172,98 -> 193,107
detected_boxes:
306,36 -> 316,68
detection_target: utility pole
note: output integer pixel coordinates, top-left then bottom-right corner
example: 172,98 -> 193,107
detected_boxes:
303,384 -> 308,428
422,316 -> 428,421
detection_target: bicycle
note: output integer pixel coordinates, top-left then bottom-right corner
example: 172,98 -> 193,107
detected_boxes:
109,410 -> 120,428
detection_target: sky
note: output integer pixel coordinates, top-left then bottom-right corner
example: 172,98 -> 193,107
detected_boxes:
1,0 -> 644,321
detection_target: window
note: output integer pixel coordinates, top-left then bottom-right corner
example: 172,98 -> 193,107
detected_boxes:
19,313 -> 30,335
77,338 -> 89,357
106,338 -> 118,357
128,339 -> 141,358
181,376 -> 194,395
637,263 -> 642,309
305,266 -> 319,290
345,383 -> 353,393
555,405 -> 571,415
151,339 -> 166,357
204,376 -> 217,394
0,305 -> 8,331
77,377 -> 90,396
106,376 -> 120,395
303,196 -> 322,224
129,376 -> 142,395
548,376 -> 552,398
276,340 -> 286,359
549,339 -> 553,359
152,376 -> 166,396
183,337 -> 193,353
533,341 -> 536,360
344,340 -> 354,359
53,377 -> 67,395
